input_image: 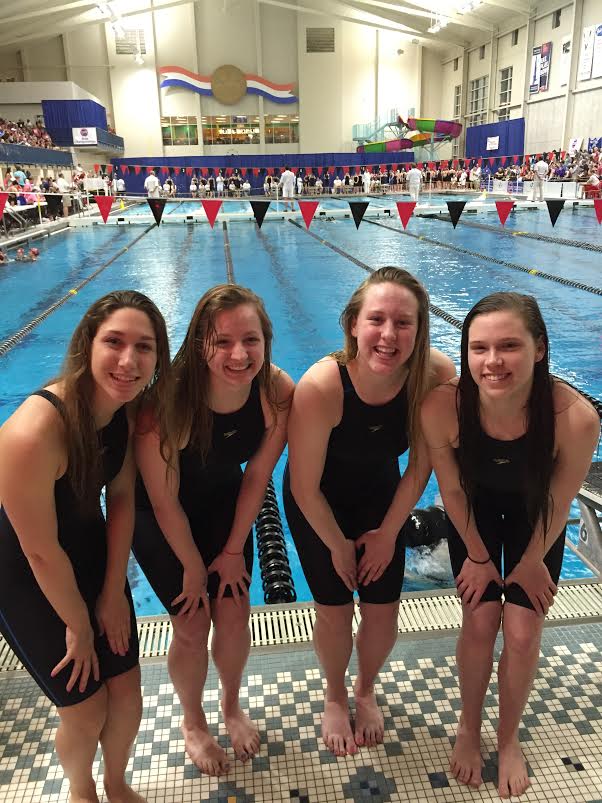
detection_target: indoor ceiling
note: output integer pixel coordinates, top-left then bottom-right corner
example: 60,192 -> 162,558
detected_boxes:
0,0 -> 536,53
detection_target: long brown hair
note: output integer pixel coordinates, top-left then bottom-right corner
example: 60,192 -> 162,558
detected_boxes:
456,292 -> 555,535
56,290 -> 172,507
172,284 -> 279,461
332,266 -> 431,461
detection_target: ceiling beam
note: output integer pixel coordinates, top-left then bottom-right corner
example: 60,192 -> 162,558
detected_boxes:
346,0 -> 494,33
0,0 -> 98,26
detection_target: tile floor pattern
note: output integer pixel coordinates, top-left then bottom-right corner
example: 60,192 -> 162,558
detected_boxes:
1,622 -> 601,802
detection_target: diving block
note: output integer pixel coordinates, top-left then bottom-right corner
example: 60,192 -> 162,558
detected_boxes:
577,462 -> 602,574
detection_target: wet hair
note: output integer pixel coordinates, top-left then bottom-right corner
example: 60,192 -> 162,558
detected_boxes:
172,284 -> 280,462
456,292 -> 555,536
54,290 -> 172,508
332,266 -> 431,463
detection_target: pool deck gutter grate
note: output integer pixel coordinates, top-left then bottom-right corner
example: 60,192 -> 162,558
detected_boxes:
1,580 -> 601,671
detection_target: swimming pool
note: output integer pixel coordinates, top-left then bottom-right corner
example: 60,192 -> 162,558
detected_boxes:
0,204 -> 600,612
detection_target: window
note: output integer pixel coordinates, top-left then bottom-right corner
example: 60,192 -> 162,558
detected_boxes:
452,140 -> 460,159
453,85 -> 462,120
264,114 -> 299,144
511,29 -> 519,46
498,108 -> 511,121
467,75 -> 488,127
499,66 -> 513,108
479,45 -> 485,60
201,116 -> 260,146
115,29 -> 146,55
161,116 -> 198,146
306,28 -> 335,52
453,57 -> 459,71
553,9 -> 561,28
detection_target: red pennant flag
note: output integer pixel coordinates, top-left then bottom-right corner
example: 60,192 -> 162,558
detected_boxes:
160,166 -> 168,175
299,201 -> 319,229
489,157 -> 496,166
201,199 -> 222,228
477,158 -> 483,166
95,195 -> 114,223
342,166 -> 349,174
106,164 -> 113,173
593,198 -> 602,224
328,166 -> 335,175
536,154 -> 542,160
392,163 -> 398,171
501,156 -> 507,165
428,162 -> 435,170
441,160 -> 448,169
94,163 -> 100,173
418,162 -> 423,169
201,168 -> 208,177
560,151 -> 566,160
146,197 -> 166,226
453,159 -> 459,169
396,201 -> 416,229
267,167 -> 274,176
120,164 -> 127,174
241,168 -> 247,177
305,167 -> 312,175
495,200 -> 514,226
379,164 -> 386,172
0,192 -> 8,217
226,168 -> 233,176
146,166 -> 154,174
513,155 -> 520,164
134,165 -> 141,175
253,168 -> 259,176
185,167 -> 193,176
548,151 -> 554,161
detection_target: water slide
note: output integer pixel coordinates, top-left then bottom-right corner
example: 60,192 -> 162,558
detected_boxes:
356,115 -> 462,153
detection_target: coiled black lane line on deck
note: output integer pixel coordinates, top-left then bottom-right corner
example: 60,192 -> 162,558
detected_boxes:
363,218 -> 602,297
0,223 -> 157,359
288,218 -> 602,419
433,212 -> 602,254
222,222 -> 235,284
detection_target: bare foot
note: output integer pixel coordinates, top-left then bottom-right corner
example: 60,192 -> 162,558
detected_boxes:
104,785 -> 147,803
354,690 -> 384,747
450,719 -> 483,788
498,739 -> 531,798
182,721 -> 230,776
322,699 -> 357,756
222,705 -> 260,762
69,793 -> 99,803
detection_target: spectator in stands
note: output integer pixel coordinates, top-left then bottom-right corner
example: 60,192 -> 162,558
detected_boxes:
297,172 -> 304,195
190,177 -> 198,198
583,171 -> 600,198
216,172 -> 225,197
333,176 -> 342,194
469,164 -> 481,190
315,176 -> 323,195
13,166 -> 26,186
242,178 -> 251,196
0,118 -> 55,149
45,178 -> 62,220
56,173 -> 73,217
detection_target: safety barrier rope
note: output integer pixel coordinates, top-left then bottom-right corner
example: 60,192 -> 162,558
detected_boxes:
222,222 -> 235,284
288,219 -> 602,419
0,224 -> 156,359
433,213 -> 602,254
364,219 -> 602,297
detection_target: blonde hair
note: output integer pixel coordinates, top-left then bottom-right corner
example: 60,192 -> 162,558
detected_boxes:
332,266 -> 431,462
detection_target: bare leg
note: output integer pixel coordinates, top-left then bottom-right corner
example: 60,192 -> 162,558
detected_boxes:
313,602 -> 356,756
451,601 -> 501,788
100,666 -> 145,802
169,608 -> 229,776
497,603 -> 543,799
354,601 -> 399,747
211,597 -> 259,762
55,686 -> 107,803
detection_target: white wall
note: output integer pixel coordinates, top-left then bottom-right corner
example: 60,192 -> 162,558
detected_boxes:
421,48 -> 442,118
63,27 -> 113,123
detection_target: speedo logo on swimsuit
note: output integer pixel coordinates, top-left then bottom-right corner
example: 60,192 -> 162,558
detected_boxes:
223,429 -> 238,439
369,424 -> 383,433
493,457 -> 511,464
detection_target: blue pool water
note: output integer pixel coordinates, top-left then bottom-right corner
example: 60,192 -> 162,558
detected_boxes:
0,205 -> 600,613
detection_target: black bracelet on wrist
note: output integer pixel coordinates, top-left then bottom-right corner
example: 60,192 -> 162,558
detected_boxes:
467,554 -> 491,565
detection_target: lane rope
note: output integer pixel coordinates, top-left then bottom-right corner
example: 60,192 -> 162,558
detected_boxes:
364,219 -> 602,297
288,218 -> 602,418
222,221 -> 235,284
0,224 -> 157,359
433,213 -> 602,254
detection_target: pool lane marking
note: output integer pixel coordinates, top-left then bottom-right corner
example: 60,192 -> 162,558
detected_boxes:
222,222 -> 235,284
288,218 -> 602,418
433,213 -> 602,254
364,218 -> 602,296
0,223 -> 157,360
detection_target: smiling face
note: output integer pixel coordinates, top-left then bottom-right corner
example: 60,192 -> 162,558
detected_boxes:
350,282 -> 419,376
205,303 -> 265,389
467,310 -> 545,402
90,307 -> 158,408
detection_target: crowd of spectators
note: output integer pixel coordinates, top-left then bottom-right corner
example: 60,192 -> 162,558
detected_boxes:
0,117 -> 55,148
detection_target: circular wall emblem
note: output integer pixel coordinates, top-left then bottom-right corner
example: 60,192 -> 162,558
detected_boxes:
211,65 -> 247,105
81,128 -> 88,136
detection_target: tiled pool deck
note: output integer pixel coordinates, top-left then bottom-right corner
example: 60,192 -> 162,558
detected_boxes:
1,620 -> 601,802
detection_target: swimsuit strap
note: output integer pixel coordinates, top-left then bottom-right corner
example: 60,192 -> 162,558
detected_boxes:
32,389 -> 67,419
338,363 -> 355,395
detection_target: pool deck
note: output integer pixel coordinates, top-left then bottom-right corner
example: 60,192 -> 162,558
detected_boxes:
2,585 -> 602,802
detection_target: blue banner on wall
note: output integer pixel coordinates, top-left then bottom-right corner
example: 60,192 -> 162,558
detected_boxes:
465,118 -> 525,159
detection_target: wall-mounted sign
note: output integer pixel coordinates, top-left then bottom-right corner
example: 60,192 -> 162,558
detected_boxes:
72,127 -> 98,145
529,42 -> 552,94
578,26 -> 595,81
159,64 -> 297,104
486,136 -> 500,151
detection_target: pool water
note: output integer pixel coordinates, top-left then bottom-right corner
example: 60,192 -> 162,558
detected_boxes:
0,205 -> 600,613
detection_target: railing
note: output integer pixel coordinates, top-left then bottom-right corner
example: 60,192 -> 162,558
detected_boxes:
0,142 -> 72,166
352,108 -> 400,142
